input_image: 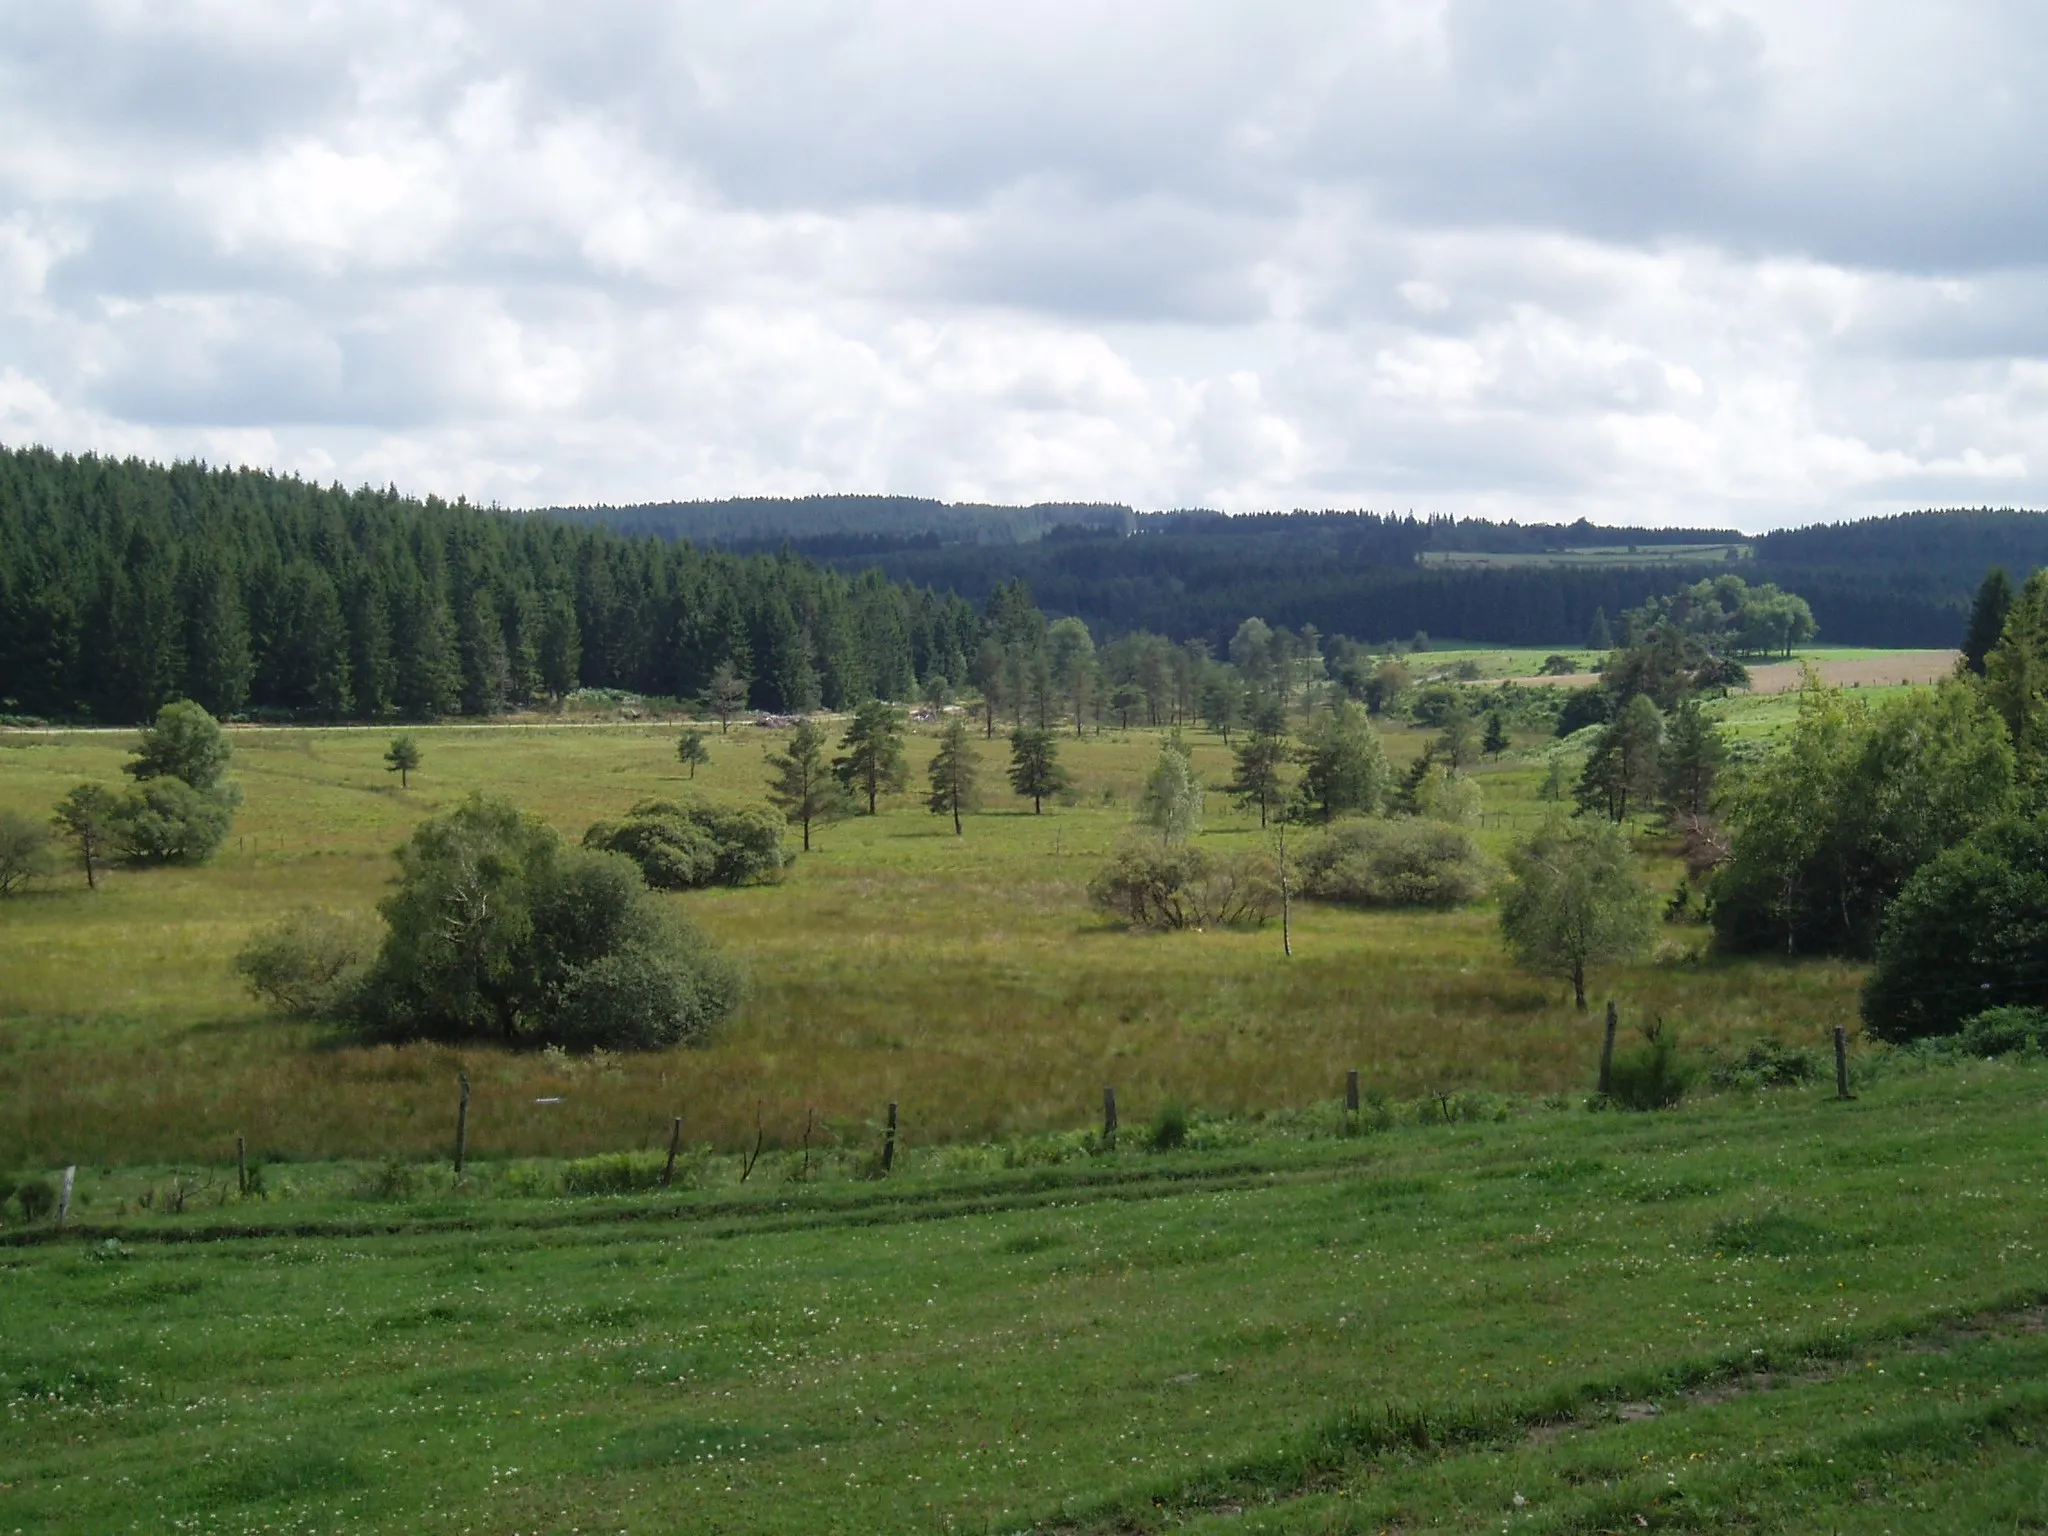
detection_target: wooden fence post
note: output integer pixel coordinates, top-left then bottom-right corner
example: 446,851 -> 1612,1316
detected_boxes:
882,1101 -> 898,1173
455,1071 -> 471,1176
662,1116 -> 683,1187
58,1166 -> 75,1226
236,1135 -> 247,1197
1833,1025 -> 1853,1101
1598,1001 -> 1618,1096
1102,1086 -> 1118,1149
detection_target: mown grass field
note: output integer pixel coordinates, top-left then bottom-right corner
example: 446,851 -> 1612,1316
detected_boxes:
0,703 -> 1872,1171
3,1060 -> 2045,1533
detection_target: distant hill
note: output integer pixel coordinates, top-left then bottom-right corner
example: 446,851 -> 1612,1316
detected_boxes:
551,498 -> 2048,649
544,494 -> 1132,550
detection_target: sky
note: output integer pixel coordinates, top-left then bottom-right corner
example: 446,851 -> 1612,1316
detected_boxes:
3,2 -> 2047,528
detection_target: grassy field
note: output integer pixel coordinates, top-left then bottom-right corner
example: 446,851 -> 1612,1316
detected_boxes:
0,712 -> 1869,1170
3,1058 -> 2044,1533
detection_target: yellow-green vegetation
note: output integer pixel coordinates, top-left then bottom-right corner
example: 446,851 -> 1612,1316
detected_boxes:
3,1061 -> 2046,1532
0,716 -> 1864,1168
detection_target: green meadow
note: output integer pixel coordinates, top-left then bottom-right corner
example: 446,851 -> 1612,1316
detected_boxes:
0,710 -> 1863,1170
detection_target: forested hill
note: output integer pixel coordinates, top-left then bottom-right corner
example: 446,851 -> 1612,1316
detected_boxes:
0,447 -> 981,724
547,494 -> 1131,549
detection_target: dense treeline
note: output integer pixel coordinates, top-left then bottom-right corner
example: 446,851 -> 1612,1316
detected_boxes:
0,448 -> 982,723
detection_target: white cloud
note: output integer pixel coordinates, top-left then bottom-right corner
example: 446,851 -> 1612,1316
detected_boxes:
2,1 -> 2048,525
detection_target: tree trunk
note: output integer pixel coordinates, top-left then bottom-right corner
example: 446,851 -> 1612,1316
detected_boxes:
802,814 -> 811,852
1573,963 -> 1587,1010
952,794 -> 961,836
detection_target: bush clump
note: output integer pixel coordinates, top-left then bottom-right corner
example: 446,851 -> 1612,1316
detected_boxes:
1607,1027 -> 1691,1110
1298,818 -> 1492,908
334,793 -> 744,1051
1087,841 -> 1277,930
1149,1102 -> 1189,1151
14,1176 -> 56,1222
1706,1039 -> 1822,1091
1959,1006 -> 2048,1057
582,798 -> 787,889
233,908 -> 375,1018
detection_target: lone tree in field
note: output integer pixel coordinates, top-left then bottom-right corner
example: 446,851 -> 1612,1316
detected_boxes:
1227,715 -> 1290,829
1499,817 -> 1657,1009
384,734 -> 422,788
1291,700 -> 1389,822
833,699 -> 909,814
1137,736 -> 1204,845
676,729 -> 711,779
125,700 -> 234,793
0,809 -> 55,896
704,661 -> 749,734
925,716 -> 983,834
765,718 -> 849,850
52,783 -> 119,890
1008,726 -> 1071,814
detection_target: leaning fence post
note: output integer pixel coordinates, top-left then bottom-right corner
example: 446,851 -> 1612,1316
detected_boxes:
455,1071 -> 471,1175
1102,1086 -> 1119,1149
1833,1025 -> 1853,1101
1598,1001 -> 1619,1096
58,1166 -> 75,1226
1345,1069 -> 1361,1133
662,1116 -> 683,1188
882,1101 -> 898,1173
236,1135 -> 247,1197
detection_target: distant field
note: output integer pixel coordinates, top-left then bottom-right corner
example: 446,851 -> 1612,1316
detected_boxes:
1418,543 -> 1751,569
0,713 -> 1867,1170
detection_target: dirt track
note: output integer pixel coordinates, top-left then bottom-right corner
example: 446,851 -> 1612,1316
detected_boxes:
1516,650 -> 1959,693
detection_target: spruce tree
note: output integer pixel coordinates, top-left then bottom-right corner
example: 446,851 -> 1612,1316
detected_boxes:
1228,723 -> 1290,828
1482,711 -> 1511,761
677,730 -> 711,779
1963,567 -> 2015,675
1658,699 -> 1725,820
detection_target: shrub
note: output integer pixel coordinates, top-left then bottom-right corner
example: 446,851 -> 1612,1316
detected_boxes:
1298,819 -> 1491,908
110,777 -> 235,864
559,1152 -> 667,1196
1607,1028 -> 1691,1110
1087,841 -> 1277,930
0,809 -> 55,895
1959,1006 -> 2048,1057
1863,815 -> 2048,1041
1706,1039 -> 1821,1091
14,1176 -> 56,1222
233,908 -> 373,1018
1149,1102 -> 1189,1151
352,1159 -> 417,1203
583,799 -> 787,889
352,793 -> 746,1051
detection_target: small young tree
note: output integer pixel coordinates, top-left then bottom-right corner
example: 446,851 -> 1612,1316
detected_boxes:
1658,700 -> 1725,821
1499,816 -> 1657,1009
1137,737 -> 1204,845
833,699 -> 909,814
1433,707 -> 1478,771
925,716 -> 983,835
1575,694 -> 1662,823
1482,712 -> 1510,762
704,661 -> 749,734
1007,726 -> 1071,814
765,718 -> 849,851
676,730 -> 711,779
52,784 -> 119,890
0,809 -> 55,896
384,734 -> 422,788
1227,724 -> 1289,828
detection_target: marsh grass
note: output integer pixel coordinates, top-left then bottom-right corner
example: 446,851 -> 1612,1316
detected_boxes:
0,717 -> 1861,1166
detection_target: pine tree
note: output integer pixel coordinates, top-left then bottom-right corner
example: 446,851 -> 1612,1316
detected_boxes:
392,577 -> 459,718
1228,725 -> 1290,829
704,661 -> 749,732
384,735 -> 422,788
677,730 -> 711,778
765,718 -> 848,851
1588,607 -> 1614,650
1291,701 -> 1390,822
1007,726 -> 1070,814
1576,694 -> 1663,822
1659,699 -> 1726,820
833,699 -> 909,814
457,589 -> 510,716
180,559 -> 252,718
925,716 -> 982,834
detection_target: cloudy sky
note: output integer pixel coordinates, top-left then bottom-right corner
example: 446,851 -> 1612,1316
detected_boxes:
3,2 -> 2046,527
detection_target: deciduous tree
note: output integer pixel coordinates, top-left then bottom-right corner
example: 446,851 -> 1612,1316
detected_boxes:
1499,817 -> 1656,1009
